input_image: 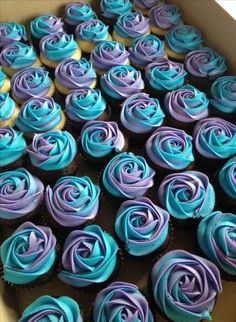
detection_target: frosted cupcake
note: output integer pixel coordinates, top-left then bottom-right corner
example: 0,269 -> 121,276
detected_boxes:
0,67 -> 11,94
133,0 -> 164,16
218,157 -> 236,207
0,22 -> 28,48
0,93 -> 19,127
100,0 -> 132,26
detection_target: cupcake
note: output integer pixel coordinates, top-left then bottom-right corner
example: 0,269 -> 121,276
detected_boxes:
185,47 -> 227,90
197,211 -> 236,278
0,67 -> 11,93
30,15 -> 63,49
58,225 -> 119,289
75,19 -> 111,54
0,168 -> 44,226
149,4 -> 182,37
193,117 -> 236,171
210,76 -> 236,119
129,34 -> 165,70
164,84 -> 209,132
11,67 -> 55,105
93,281 -> 154,321
100,0 -> 132,26
158,171 -> 215,226
27,130 -> 78,184
0,221 -> 57,286
113,12 -> 150,47
146,126 -> 194,176
65,88 -> 108,130
45,176 -> 100,232
90,41 -> 130,76
80,120 -> 127,166
19,295 -> 83,322
145,57 -> 187,100
0,22 -> 28,48
165,24 -> 203,62
0,127 -> 26,171
100,65 -> 145,114
120,93 -> 165,145
39,32 -> 81,69
101,152 -> 155,204
0,93 -> 19,127
15,97 -> 65,138
151,250 -> 222,322
55,58 -> 96,96
115,197 -> 170,258
218,157 -> 236,206
133,0 -> 164,16
0,42 -> 41,77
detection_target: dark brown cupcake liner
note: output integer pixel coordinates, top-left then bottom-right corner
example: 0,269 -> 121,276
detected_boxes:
164,115 -> 197,135
209,103 -> 236,122
0,153 -> 26,172
193,149 -> 227,175
187,74 -> 215,94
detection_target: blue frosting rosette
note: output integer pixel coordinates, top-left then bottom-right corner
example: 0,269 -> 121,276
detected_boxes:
219,157 -> 236,200
101,0 -> 132,19
30,15 -> 63,40
65,2 -> 96,26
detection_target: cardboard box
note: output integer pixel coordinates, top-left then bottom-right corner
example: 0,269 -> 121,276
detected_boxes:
0,1 -> 235,321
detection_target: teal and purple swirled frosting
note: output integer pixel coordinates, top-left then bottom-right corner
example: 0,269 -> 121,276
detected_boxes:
210,76 -> 236,114
75,19 -> 109,42
115,197 -> 169,256
0,126 -> 26,167
185,47 -> 227,80
94,281 -> 154,322
19,295 -> 83,322
101,0 -> 132,19
102,152 -> 155,199
58,225 -> 118,288
0,168 -> 44,220
219,157 -> 236,200
0,42 -> 38,70
146,126 -> 194,170
27,130 -> 77,171
193,117 -> 236,159
91,41 -> 130,72
158,171 -> 215,220
134,0 -> 163,10
198,211 -> 236,276
149,4 -> 182,31
0,221 -> 56,284
129,34 -> 165,67
65,88 -> 105,122
30,15 -> 63,40
0,67 -> 7,89
0,93 -> 15,122
121,93 -> 165,134
114,12 -> 150,39
166,24 -> 203,55
46,176 -> 100,227
0,23 -> 28,48
101,65 -> 144,100
40,32 -> 78,61
151,250 -> 222,322
81,121 -> 125,158
15,97 -> 63,134
65,2 -> 96,26
164,85 -> 209,123
145,57 -> 187,91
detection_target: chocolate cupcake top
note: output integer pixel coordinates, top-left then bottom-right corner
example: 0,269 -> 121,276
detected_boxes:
65,88 -> 106,122
65,2 -> 96,26
219,157 -> 236,200
46,176 -> 100,227
146,126 -> 194,170
100,65 -> 144,100
134,0 -> 163,10
193,117 -> 236,159
129,34 -> 165,67
19,295 -> 82,322
0,126 -> 26,167
0,23 -> 28,48
121,93 -> 165,134
145,57 -> 187,91
94,281 -> 154,322
158,171 -> 215,220
75,19 -> 109,42
30,15 -> 63,40
102,152 -> 155,199
210,76 -> 236,114
101,0 -> 132,19
0,93 -> 16,123
185,47 -> 227,80
166,24 -> 203,55
27,130 -> 77,171
149,4 -> 182,31
0,168 -> 44,220
58,225 -> 118,288
164,84 -> 209,123
115,197 -> 170,256
81,121 -> 125,158
151,250 -> 222,322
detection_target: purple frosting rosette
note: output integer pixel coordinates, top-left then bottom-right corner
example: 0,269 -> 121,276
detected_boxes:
149,4 -> 182,31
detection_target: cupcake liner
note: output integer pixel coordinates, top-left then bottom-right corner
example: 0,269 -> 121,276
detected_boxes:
99,91 -> 124,115
187,74 -> 213,94
0,153 -> 26,172
165,115 -> 196,135
194,149 -> 226,175
209,103 -> 236,122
